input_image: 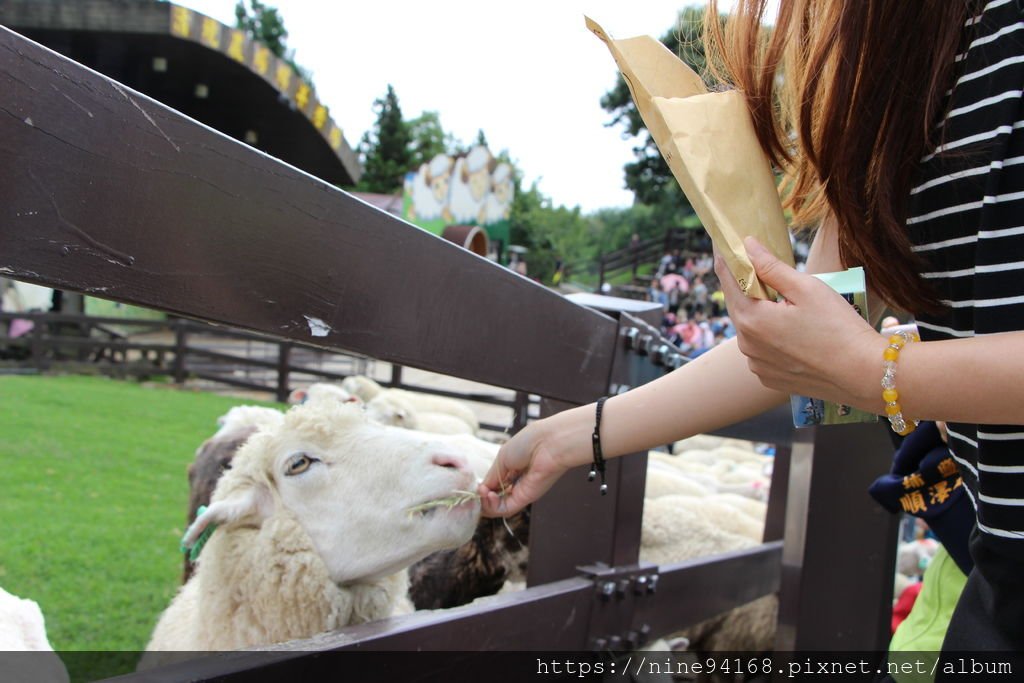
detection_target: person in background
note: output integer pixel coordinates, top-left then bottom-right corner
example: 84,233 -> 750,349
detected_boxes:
710,288 -> 726,317
691,275 -> 709,313
654,249 -> 675,279
480,0 -> 1024,666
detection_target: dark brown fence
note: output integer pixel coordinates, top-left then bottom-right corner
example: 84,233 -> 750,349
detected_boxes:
0,21 -> 898,682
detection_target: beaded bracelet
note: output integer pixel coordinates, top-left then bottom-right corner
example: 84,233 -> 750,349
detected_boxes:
881,330 -> 919,436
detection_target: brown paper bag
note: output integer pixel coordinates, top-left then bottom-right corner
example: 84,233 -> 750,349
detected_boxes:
587,17 -> 794,299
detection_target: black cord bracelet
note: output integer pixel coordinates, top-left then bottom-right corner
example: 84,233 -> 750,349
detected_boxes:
588,396 -> 609,495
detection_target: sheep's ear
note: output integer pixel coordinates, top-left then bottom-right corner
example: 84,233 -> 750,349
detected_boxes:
181,480 -> 272,549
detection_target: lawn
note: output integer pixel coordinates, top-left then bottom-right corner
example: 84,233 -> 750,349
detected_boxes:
0,375 -> 280,673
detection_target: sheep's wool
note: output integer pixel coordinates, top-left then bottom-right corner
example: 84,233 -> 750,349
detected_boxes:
147,511 -> 405,652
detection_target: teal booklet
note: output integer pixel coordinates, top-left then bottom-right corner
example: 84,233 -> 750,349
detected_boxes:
790,267 -> 879,428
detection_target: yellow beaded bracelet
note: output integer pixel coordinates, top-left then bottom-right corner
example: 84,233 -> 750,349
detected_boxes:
881,330 -> 919,436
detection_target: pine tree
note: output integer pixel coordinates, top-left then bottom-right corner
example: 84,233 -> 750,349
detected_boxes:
357,85 -> 412,194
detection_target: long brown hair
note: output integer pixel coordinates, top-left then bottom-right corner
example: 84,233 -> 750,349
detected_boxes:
703,0 -> 971,313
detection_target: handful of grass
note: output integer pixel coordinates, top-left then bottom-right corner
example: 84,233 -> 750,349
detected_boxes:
406,490 -> 480,517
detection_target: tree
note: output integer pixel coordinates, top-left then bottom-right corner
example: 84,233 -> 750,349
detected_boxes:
407,111 -> 454,171
235,0 -> 311,81
357,85 -> 413,194
508,171 -> 594,283
601,8 -> 718,219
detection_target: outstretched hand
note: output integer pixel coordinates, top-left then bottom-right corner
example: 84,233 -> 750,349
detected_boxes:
717,237 -> 885,409
477,421 -> 573,518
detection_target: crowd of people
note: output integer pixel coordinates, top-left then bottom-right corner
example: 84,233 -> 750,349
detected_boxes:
648,248 -> 734,358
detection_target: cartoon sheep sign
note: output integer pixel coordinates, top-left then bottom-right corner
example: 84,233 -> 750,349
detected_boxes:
402,145 -> 513,258
406,153 -> 453,223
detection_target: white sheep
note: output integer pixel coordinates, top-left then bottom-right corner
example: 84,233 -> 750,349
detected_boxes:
425,433 -> 500,481
0,587 -> 57,652
707,493 -> 768,521
653,495 -> 765,542
673,434 -> 758,454
712,444 -> 773,465
186,405 -> 285,582
0,587 -> 69,683
287,383 -> 358,406
647,448 -> 772,503
144,399 -> 482,658
214,405 -> 284,436
642,441 -> 775,652
639,497 -> 776,653
365,393 -> 474,435
340,376 -> 480,433
644,463 -> 713,499
339,375 -> 384,401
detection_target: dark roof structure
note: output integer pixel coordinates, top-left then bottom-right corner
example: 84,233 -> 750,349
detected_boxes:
0,0 -> 361,186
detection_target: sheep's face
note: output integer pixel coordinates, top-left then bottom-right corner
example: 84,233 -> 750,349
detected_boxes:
364,395 -> 418,430
493,179 -> 511,204
340,376 -> 381,402
430,174 -> 450,202
190,401 -> 480,585
468,169 -> 489,201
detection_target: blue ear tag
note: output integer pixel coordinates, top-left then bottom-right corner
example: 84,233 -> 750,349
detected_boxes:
180,505 -> 218,562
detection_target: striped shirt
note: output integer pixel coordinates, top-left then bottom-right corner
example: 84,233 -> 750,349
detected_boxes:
906,0 -> 1024,556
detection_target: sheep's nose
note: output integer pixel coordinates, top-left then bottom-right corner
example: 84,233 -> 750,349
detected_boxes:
431,452 -> 469,472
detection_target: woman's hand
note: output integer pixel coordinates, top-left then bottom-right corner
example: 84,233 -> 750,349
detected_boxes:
717,237 -> 886,410
477,417 -> 579,518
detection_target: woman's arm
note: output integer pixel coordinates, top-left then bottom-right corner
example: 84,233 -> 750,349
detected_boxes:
477,334 -> 786,516
478,223 -> 845,516
897,333 -> 1024,424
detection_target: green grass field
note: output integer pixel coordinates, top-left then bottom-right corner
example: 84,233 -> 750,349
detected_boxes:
0,375 -> 280,663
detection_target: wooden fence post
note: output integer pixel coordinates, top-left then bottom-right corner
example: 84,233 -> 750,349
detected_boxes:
173,321 -> 187,386
276,341 -> 292,403
774,422 -> 899,652
510,390 -> 530,435
30,315 -> 46,371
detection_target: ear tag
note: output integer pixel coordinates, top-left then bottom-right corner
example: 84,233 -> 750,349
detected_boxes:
181,505 -> 218,562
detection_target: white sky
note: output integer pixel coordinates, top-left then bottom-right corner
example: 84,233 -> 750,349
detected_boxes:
174,1 -> 710,213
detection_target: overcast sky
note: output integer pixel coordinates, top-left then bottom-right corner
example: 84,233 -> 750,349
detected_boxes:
174,1 -> 713,213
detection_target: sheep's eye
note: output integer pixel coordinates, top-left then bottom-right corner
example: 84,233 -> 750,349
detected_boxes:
285,453 -> 316,476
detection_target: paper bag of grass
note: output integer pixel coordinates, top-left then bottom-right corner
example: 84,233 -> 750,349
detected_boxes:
586,16 -> 794,300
